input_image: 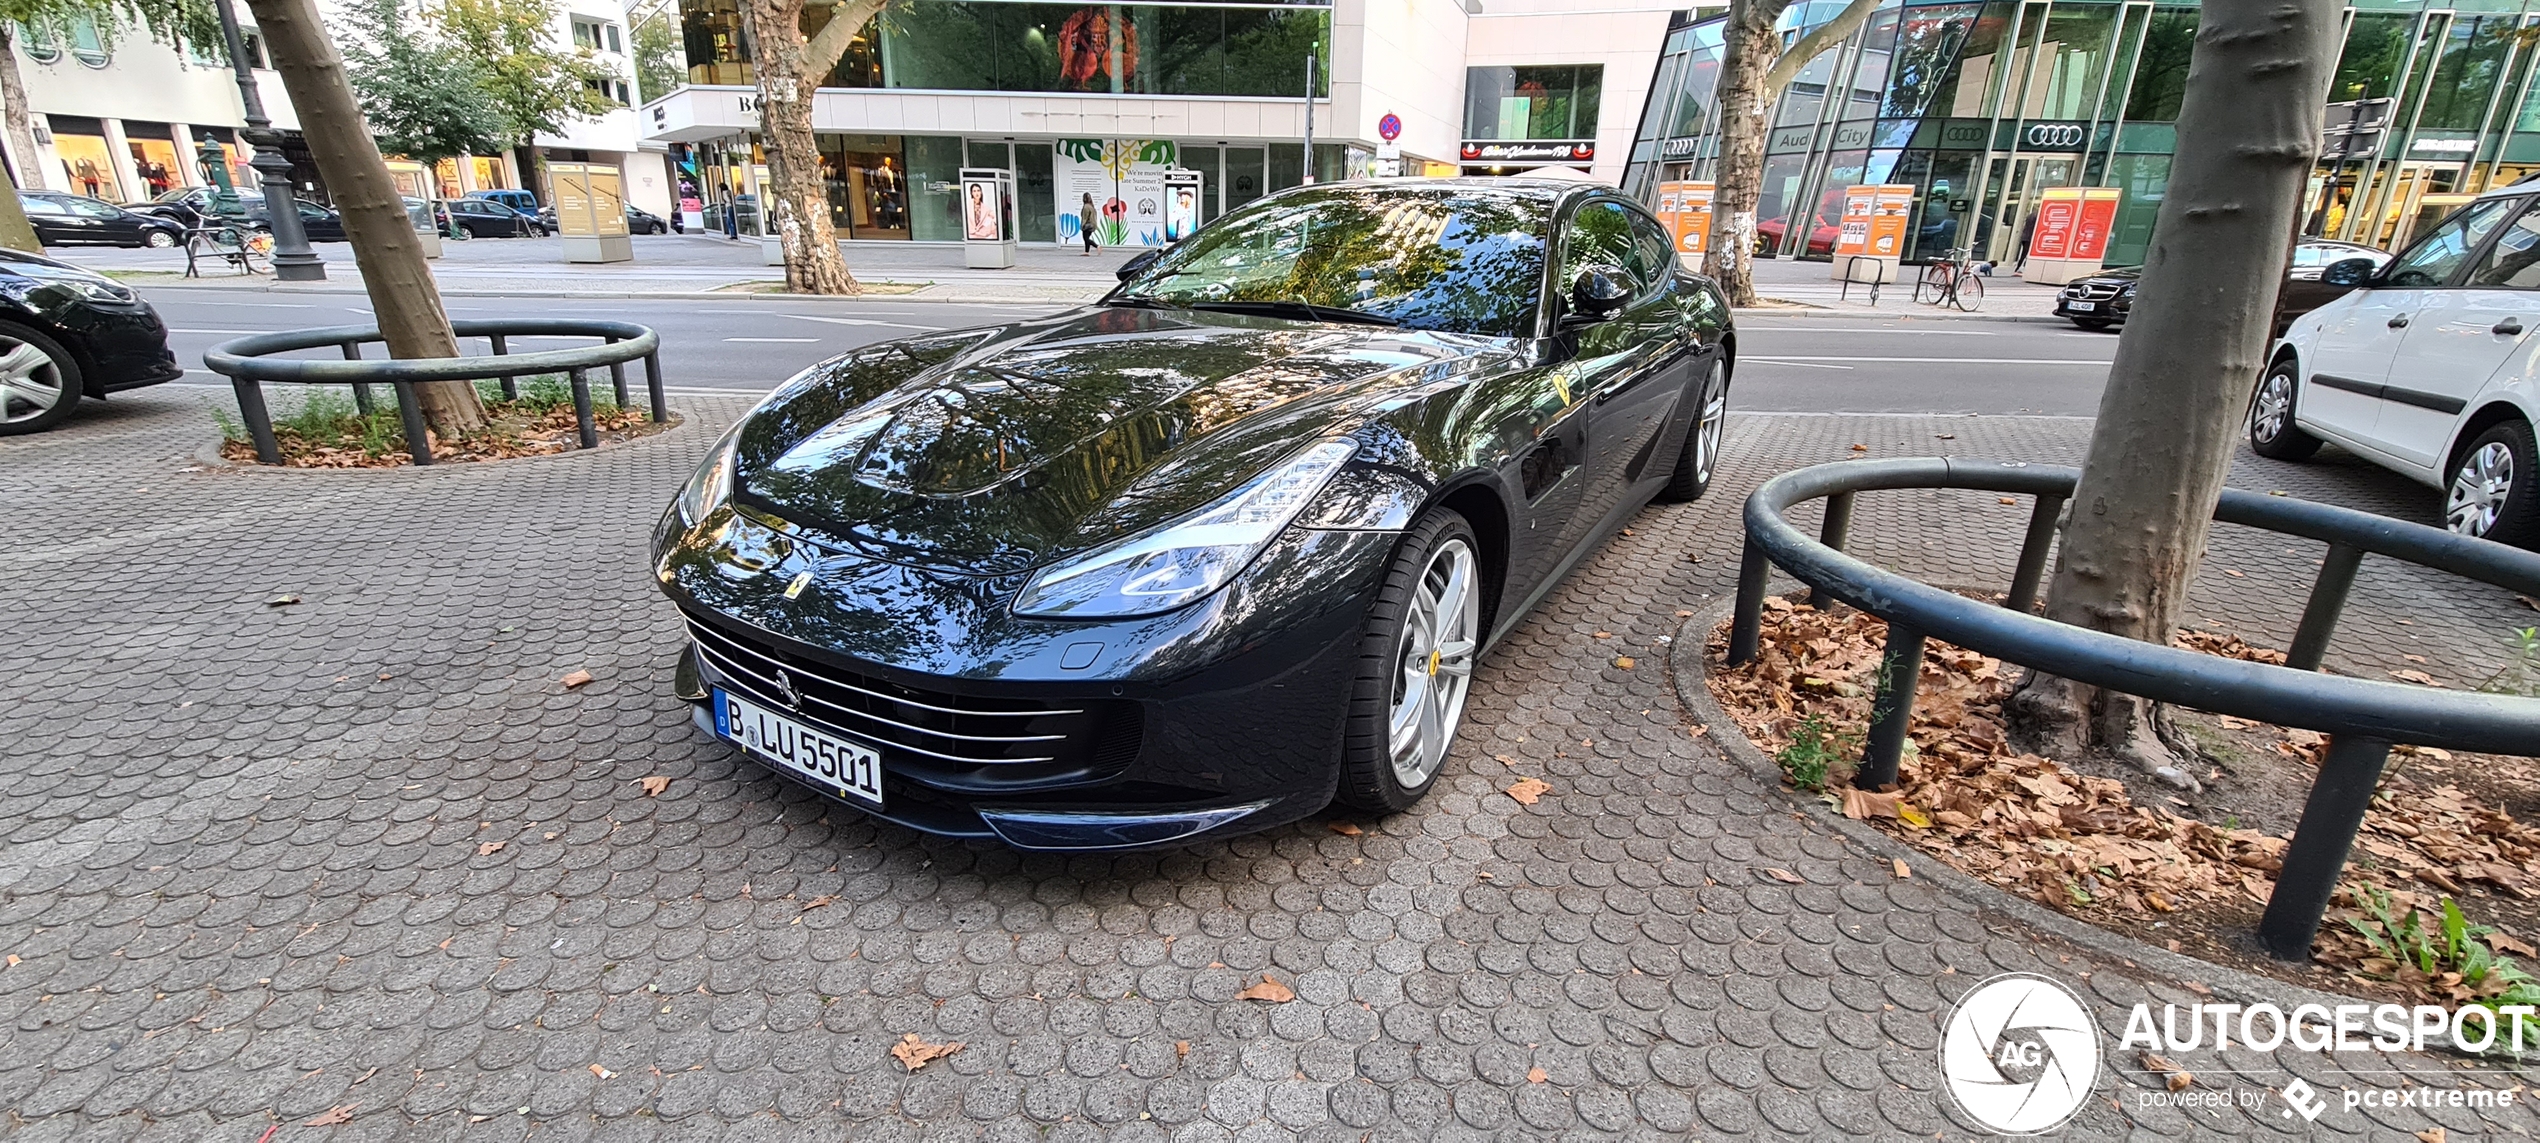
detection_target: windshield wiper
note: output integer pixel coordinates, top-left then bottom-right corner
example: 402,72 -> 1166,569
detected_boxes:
1101,295 -> 1184,310
1184,300 -> 1399,327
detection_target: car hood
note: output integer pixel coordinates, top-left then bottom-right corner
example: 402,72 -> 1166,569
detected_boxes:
730,306 -> 1502,577
2076,266 -> 2141,284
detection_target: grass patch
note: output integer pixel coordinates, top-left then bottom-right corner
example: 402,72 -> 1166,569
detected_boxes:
214,381 -> 671,468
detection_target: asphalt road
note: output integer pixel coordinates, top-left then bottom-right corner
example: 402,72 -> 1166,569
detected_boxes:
141,287 -> 2121,416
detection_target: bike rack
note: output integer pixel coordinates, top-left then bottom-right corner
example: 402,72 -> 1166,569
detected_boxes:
1726,458 -> 2540,960
1837,255 -> 1885,306
202,319 -> 666,467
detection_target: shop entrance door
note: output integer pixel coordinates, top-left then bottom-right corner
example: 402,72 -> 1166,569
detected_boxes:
1224,147 -> 1266,215
1978,154 -> 2075,264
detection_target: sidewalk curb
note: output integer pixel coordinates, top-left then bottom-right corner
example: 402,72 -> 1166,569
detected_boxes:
1667,591 -> 2403,1027
1740,298 -> 2071,326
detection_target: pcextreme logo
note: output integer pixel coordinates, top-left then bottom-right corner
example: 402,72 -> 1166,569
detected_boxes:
1940,973 -> 2103,1135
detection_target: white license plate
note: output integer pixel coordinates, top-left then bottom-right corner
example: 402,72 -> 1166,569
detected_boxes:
2068,301 -> 2097,312
714,688 -> 883,806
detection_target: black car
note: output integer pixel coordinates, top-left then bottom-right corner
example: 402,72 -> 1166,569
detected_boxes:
2055,239 -> 2391,334
654,180 -> 1734,850
0,248 -> 181,434
537,203 -> 669,233
133,187 -> 343,240
18,192 -> 186,248
447,198 -> 544,238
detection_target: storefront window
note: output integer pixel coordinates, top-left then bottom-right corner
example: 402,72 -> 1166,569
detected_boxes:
2418,15 -> 2517,132
2332,11 -> 2418,104
49,118 -> 121,199
682,0 -> 750,85
819,134 -> 909,238
868,3 -> 1328,96
2119,9 -> 2194,122
2102,152 -> 2168,267
2025,5 -> 2120,121
905,135 -> 966,242
124,127 -> 184,197
1885,4 -> 1981,119
1463,65 -> 1603,141
1929,2 -> 2013,118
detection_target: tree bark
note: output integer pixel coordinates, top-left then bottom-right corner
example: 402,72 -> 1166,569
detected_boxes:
744,0 -> 858,295
0,157 -> 41,252
1702,0 -> 1790,308
0,29 -> 49,193
244,0 -> 486,436
2008,0 -> 2339,783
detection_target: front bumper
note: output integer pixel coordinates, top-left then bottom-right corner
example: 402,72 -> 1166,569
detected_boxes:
658,505 -> 1399,849
62,302 -> 181,393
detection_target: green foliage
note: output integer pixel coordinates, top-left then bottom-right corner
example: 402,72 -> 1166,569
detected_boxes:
631,9 -> 681,103
2348,887 -> 2540,1053
2476,625 -> 2540,697
206,401 -> 244,442
341,0 -> 511,165
1775,714 -> 1853,792
0,0 -> 219,65
432,0 -> 620,146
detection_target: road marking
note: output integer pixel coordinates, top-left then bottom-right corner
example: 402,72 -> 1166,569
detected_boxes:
780,313 -> 934,330
160,301 -> 317,308
167,328 -> 276,335
1748,360 -> 1855,370
1746,356 -> 2113,365
1741,325 -> 1999,335
724,336 -> 822,343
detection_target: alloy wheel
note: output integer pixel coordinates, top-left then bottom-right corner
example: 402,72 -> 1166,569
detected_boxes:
0,336 -> 66,426
1387,537 -> 1479,789
1695,366 -> 1727,485
2252,371 -> 2292,443
2447,440 -> 2516,537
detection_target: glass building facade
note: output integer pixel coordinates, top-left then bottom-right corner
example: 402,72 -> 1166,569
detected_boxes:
1624,0 -> 2540,267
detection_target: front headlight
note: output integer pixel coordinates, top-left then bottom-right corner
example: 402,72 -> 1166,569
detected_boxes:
1014,439 -> 1357,618
674,426 -> 742,525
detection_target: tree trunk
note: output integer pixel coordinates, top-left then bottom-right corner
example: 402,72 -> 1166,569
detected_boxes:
744,0 -> 858,295
0,158 -> 40,252
244,0 -> 486,436
1702,0 -> 1789,308
2008,0 -> 2339,784
0,29 -> 48,193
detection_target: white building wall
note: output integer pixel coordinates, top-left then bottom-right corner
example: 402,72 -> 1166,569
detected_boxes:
1461,0 -> 1686,184
6,33 -> 255,194
1330,0 -> 1467,171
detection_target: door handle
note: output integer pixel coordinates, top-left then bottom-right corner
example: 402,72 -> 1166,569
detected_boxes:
2496,318 -> 2525,336
2388,315 -> 2412,328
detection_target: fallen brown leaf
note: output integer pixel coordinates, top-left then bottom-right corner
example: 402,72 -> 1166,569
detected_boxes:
2167,1071 -> 2194,1092
890,1033 -> 965,1071
561,669 -> 595,689
1892,858 -> 1911,879
476,841 -> 504,856
1591,631 -> 1613,639
801,895 -> 836,912
1842,788 -> 1903,820
1997,497 -> 2018,506
1849,443 -> 1869,452
1174,1040 -> 1190,1059
2389,668 -> 2445,687
304,1104 -> 357,1126
638,776 -> 671,796
1762,867 -> 1805,884
1328,821 -> 1363,836
1526,1066 -> 1549,1083
1235,974 -> 1295,1003
1506,777 -> 1552,805
1614,656 -> 1635,670
2417,1130 -> 2446,1143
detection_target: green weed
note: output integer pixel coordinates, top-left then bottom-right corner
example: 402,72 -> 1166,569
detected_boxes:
2476,626 -> 2540,697
2348,886 -> 2540,1053
1775,715 -> 1854,792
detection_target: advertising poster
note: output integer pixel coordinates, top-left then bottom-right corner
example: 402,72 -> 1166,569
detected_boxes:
1057,139 -> 1176,247
1834,185 -> 1915,259
2028,187 -> 2084,260
1654,181 -> 1713,258
963,175 -> 1003,241
2070,188 -> 2122,261
1162,169 -> 1201,242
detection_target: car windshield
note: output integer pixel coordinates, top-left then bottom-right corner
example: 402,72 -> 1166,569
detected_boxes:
1111,186 -> 1551,338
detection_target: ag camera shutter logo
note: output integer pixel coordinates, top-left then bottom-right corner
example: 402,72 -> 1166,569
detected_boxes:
1940,973 -> 2103,1134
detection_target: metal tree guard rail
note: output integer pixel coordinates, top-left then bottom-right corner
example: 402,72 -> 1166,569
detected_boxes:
1726,457 -> 2540,960
203,319 -> 666,467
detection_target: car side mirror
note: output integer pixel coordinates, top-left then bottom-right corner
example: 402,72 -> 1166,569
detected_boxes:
1561,269 -> 1631,328
1116,247 -> 1166,281
2321,257 -> 2378,287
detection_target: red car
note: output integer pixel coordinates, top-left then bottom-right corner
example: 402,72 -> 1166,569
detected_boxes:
1754,216 -> 1839,256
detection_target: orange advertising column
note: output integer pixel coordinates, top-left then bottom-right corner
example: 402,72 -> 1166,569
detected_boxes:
1830,184 -> 1914,285
1656,181 -> 1714,265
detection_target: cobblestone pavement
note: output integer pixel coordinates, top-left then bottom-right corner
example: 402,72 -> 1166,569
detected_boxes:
4,387 -> 2536,1141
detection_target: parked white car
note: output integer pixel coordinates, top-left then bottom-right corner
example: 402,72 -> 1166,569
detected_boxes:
2262,183 -> 2540,549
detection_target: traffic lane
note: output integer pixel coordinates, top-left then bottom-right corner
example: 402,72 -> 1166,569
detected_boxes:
139,289 -> 1066,388
1732,315 -> 2118,416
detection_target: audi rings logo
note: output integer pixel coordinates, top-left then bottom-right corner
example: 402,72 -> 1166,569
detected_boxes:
2024,123 -> 2087,148
1939,973 -> 2103,1135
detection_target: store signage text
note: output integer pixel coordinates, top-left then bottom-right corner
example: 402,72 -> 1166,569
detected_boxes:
1458,140 -> 1593,163
2022,122 -> 2089,149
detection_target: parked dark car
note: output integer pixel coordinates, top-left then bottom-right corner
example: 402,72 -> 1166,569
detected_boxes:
18,192 -> 185,248
130,187 -> 349,242
447,198 -> 545,238
538,203 -> 669,234
2055,239 -> 2392,333
465,188 -> 539,215
654,179 -> 1734,850
0,248 -> 180,434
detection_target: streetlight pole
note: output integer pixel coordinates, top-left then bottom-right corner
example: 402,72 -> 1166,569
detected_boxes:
1301,49 -> 1316,186
214,0 -> 325,280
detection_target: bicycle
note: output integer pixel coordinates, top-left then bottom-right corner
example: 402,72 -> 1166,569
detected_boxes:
182,222 -> 272,277
1913,247 -> 1985,312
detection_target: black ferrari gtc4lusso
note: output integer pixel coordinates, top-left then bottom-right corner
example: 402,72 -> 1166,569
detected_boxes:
654,179 -> 1735,850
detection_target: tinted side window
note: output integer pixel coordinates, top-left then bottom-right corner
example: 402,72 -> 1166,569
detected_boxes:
2466,199 -> 2540,289
1559,201 -> 1646,290
1630,213 -> 1679,284
2382,198 -> 2516,287
20,198 -> 66,216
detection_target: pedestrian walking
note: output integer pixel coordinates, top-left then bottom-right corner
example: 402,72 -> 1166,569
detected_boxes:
1080,193 -> 1098,255
2014,209 -> 2037,272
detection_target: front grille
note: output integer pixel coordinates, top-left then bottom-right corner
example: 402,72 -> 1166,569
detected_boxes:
686,616 -> 1140,785
2062,281 -> 2125,302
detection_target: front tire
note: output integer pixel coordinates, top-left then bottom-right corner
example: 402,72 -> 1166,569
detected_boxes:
1658,358 -> 1727,502
144,229 -> 177,248
2249,359 -> 2323,460
0,322 -> 84,436
2446,420 -> 2539,549
1338,510 -> 1482,813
